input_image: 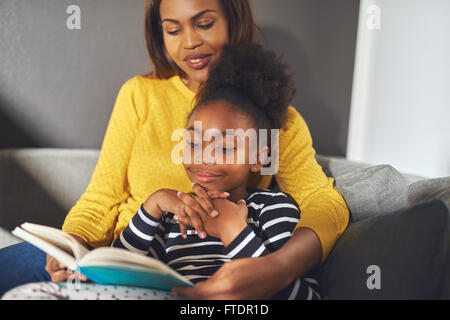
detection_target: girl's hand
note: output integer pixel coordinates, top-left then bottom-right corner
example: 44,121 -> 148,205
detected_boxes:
176,190 -> 248,245
45,234 -> 88,282
144,187 -> 226,239
143,189 -> 186,221
175,183 -> 230,238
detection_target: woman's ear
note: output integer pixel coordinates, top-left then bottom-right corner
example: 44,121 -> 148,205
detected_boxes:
250,146 -> 269,172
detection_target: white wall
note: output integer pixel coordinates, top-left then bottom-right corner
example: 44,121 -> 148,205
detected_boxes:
347,0 -> 450,178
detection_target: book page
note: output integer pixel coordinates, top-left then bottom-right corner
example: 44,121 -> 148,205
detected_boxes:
12,227 -> 77,270
20,223 -> 90,260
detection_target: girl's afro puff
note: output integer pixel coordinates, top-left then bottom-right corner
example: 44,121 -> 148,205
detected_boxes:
195,43 -> 296,129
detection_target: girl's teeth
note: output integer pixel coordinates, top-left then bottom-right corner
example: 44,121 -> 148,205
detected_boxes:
189,59 -> 202,63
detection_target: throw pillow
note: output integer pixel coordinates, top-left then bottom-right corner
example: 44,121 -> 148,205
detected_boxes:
408,176 -> 450,207
334,165 -> 408,222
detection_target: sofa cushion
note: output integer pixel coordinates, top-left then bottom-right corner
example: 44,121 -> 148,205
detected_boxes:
408,176 -> 450,208
334,165 -> 408,222
317,198 -> 450,300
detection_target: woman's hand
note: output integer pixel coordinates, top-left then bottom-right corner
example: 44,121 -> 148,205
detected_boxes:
45,234 -> 88,282
172,255 -> 280,300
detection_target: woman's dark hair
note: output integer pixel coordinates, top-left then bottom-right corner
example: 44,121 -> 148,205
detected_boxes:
193,43 -> 296,131
145,0 -> 259,79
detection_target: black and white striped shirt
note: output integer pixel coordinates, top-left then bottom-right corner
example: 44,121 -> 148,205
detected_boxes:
113,188 -> 320,300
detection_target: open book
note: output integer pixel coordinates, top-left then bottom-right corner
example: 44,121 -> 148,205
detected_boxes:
12,223 -> 193,291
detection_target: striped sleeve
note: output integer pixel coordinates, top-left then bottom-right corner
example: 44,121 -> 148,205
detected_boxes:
112,204 -> 167,260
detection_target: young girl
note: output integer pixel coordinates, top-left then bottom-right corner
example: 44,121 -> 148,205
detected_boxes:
112,43 -> 320,300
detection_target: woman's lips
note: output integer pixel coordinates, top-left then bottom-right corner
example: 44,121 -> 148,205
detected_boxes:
184,54 -> 212,70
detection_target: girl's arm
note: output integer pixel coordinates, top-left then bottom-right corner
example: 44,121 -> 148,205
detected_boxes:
112,193 -> 167,259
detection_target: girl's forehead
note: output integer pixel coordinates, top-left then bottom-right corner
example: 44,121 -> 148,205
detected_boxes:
187,101 -> 253,131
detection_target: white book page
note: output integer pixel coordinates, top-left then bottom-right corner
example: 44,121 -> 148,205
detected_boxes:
12,227 -> 77,270
20,223 -> 90,260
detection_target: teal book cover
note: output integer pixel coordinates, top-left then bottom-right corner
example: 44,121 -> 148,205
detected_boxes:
78,266 -> 194,291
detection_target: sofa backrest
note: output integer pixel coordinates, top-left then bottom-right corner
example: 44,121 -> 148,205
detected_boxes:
0,148 -> 99,230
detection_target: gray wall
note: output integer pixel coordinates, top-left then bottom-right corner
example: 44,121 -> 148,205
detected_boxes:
0,0 -> 359,156
347,0 -> 450,178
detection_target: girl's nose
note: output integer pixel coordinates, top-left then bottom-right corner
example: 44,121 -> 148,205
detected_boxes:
203,151 -> 216,165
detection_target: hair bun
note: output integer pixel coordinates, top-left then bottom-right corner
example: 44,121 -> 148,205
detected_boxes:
197,43 -> 295,129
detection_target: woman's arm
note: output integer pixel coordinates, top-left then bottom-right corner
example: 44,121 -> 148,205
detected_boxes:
62,77 -> 141,248
275,106 -> 349,262
172,227 -> 321,299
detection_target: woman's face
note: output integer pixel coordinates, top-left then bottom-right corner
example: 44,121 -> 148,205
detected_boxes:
160,0 -> 229,91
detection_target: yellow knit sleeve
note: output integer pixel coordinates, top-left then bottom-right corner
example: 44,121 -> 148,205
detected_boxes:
276,107 -> 349,262
62,77 -> 141,247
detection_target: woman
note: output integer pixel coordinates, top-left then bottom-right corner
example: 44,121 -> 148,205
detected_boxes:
0,0 -> 349,299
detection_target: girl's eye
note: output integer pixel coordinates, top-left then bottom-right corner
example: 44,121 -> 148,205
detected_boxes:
217,146 -> 235,152
187,141 -> 201,148
198,21 -> 215,30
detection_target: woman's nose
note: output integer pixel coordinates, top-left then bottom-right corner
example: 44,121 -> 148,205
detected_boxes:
183,27 -> 202,50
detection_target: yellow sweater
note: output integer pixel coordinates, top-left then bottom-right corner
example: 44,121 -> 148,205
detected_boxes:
62,75 -> 349,261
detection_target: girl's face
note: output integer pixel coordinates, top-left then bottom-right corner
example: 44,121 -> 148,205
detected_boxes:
183,101 -> 267,200
160,0 -> 229,92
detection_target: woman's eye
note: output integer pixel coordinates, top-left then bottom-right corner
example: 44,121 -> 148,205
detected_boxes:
166,29 -> 181,36
198,21 -> 215,30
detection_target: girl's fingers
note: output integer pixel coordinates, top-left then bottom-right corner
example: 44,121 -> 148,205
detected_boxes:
184,204 -> 207,239
178,221 -> 188,239
207,190 -> 230,199
178,191 -> 213,219
193,195 -> 218,218
191,182 -> 209,198
192,182 -> 229,199
189,184 -> 222,217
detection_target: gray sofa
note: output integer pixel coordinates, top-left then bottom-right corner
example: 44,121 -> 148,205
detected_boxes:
0,148 -> 449,299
